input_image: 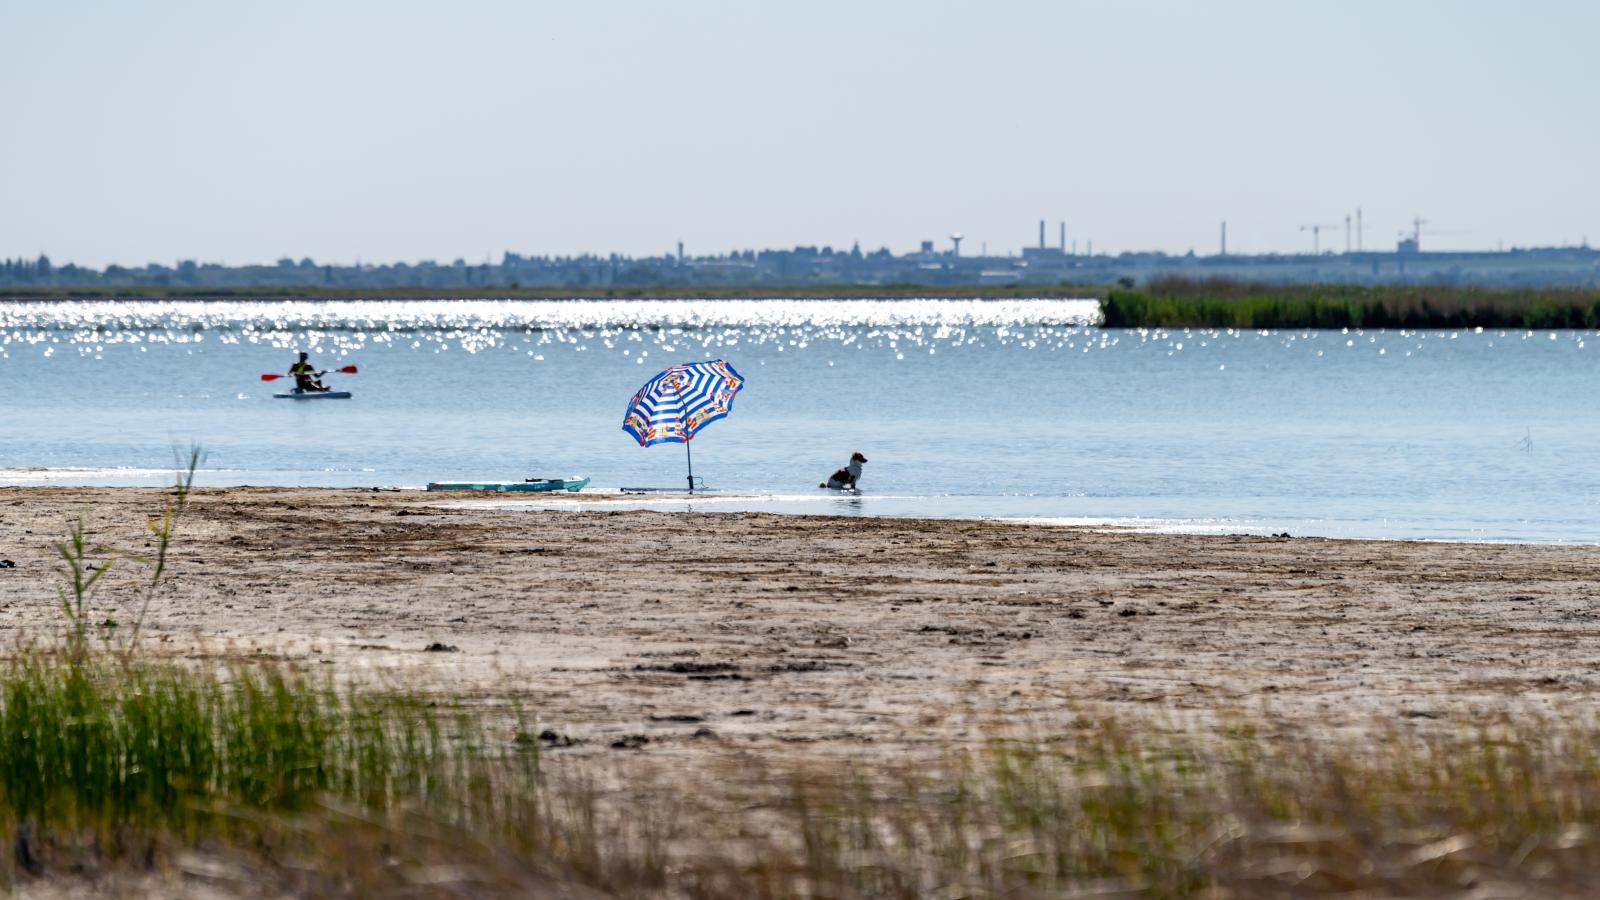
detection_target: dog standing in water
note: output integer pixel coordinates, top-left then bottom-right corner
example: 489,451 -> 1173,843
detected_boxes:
821,452 -> 868,491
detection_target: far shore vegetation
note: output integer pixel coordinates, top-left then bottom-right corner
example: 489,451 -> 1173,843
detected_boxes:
1103,277 -> 1600,329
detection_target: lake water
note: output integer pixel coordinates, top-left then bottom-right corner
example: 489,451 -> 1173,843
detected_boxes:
2,298 -> 1597,543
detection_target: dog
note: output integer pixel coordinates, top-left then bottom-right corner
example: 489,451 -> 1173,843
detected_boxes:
820,452 -> 868,491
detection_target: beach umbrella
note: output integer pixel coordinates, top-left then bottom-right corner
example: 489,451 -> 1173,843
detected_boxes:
622,359 -> 745,492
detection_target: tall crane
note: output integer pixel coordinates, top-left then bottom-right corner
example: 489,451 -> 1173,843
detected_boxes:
1299,223 -> 1341,255
1398,216 -> 1469,252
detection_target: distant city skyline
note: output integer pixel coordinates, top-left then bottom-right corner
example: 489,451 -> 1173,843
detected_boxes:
4,1 -> 1596,268
7,219 -> 1598,275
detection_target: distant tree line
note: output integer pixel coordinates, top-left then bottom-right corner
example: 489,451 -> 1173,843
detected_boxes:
0,245 -> 962,292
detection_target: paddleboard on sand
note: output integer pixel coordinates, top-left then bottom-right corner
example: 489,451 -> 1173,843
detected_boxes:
274,390 -> 352,400
426,477 -> 590,493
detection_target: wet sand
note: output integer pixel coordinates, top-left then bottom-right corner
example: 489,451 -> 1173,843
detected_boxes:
1,486 -> 1597,753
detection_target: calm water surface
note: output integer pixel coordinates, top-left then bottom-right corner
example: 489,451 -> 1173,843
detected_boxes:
1,299 -> 1596,543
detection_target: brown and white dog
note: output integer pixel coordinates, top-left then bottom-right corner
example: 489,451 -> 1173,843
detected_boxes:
820,452 -> 868,491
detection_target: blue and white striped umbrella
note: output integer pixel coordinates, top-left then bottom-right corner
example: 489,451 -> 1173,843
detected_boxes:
622,359 -> 744,490
622,358 -> 744,446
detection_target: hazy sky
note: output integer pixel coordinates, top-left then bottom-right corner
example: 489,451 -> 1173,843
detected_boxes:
3,0 -> 1596,267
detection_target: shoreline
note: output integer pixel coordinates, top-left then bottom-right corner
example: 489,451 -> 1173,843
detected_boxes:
1,485 -> 1595,754
1,473 -> 1581,545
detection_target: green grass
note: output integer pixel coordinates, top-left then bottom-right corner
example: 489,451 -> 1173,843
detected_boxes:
1102,277 -> 1600,329
756,718 -> 1600,898
0,654 -> 490,835
3,653 -> 1600,896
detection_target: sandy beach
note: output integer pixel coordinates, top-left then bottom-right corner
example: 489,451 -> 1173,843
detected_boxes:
0,485 -> 1594,755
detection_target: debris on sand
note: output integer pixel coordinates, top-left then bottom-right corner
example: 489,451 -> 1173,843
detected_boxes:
532,729 -> 581,748
635,661 -> 737,674
423,642 -> 460,653
768,660 -> 840,673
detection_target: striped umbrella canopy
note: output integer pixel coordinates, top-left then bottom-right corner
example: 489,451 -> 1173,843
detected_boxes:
622,359 -> 745,490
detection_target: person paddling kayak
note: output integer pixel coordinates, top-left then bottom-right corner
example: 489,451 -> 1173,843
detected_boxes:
288,352 -> 329,392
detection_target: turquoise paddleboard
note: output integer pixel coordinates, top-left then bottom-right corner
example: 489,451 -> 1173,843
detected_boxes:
426,477 -> 590,493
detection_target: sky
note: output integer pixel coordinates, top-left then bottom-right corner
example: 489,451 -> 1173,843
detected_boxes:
2,0 -> 1596,268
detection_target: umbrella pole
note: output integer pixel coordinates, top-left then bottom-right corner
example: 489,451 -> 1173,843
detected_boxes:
685,439 -> 694,493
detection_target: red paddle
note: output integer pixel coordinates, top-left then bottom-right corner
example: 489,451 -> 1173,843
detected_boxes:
260,365 -> 359,382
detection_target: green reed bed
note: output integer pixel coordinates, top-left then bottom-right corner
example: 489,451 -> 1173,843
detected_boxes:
0,653 -> 512,840
1102,277 -> 1600,329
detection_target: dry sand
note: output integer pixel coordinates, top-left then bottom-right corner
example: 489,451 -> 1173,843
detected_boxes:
2,486 -> 1597,755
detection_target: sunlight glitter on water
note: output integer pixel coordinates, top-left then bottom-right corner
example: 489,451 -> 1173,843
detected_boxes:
0,299 -> 1101,357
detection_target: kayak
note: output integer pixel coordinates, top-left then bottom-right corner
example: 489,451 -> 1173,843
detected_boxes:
274,390 -> 352,400
426,477 -> 590,493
